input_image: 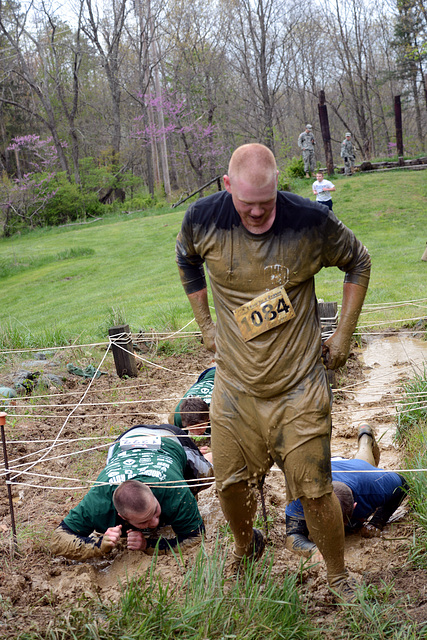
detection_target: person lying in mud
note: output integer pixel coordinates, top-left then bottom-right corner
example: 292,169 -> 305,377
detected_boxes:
285,424 -> 408,558
50,424 -> 214,561
168,366 -> 216,433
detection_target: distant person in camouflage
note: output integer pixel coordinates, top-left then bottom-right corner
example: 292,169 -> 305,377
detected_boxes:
341,133 -> 356,176
297,124 -> 316,178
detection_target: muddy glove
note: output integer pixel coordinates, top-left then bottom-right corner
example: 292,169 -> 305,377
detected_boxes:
285,514 -> 318,558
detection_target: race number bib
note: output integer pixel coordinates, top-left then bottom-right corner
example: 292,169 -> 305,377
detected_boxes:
233,285 -> 295,341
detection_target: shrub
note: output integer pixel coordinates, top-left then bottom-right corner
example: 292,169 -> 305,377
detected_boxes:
284,156 -> 306,178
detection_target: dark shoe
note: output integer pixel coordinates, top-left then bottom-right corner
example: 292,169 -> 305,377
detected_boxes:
329,573 -> 359,603
358,422 -> 380,466
226,529 -> 266,576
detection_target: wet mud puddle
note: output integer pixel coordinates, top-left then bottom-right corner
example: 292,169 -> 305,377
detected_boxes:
353,334 -> 427,445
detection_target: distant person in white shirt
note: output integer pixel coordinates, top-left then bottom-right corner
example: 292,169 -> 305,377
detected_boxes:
312,171 -> 336,211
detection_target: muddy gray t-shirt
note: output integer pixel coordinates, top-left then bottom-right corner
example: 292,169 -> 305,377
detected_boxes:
176,190 -> 370,398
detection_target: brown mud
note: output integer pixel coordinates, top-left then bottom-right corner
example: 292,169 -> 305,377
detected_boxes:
1,333 -> 427,637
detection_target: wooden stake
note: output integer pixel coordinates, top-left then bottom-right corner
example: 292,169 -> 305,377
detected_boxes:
108,325 -> 138,378
0,412 -> 18,552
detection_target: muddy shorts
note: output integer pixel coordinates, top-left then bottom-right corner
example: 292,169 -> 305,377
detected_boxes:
210,362 -> 333,502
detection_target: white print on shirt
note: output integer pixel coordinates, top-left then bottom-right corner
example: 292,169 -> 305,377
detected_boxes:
263,264 -> 289,287
104,449 -> 175,484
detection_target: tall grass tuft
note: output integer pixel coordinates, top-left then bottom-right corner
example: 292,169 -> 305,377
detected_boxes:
396,366 -> 427,568
0,319 -> 69,355
336,581 -> 423,638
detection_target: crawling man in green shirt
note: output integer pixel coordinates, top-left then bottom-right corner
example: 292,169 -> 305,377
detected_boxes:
50,424 -> 213,561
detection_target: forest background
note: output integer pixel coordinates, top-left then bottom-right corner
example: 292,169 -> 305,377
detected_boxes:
0,0 -> 426,235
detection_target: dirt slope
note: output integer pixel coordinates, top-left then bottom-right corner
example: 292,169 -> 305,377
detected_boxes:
1,334 -> 426,637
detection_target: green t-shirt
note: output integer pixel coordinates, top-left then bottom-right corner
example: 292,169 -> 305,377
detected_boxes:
64,437 -> 203,537
174,367 -> 215,429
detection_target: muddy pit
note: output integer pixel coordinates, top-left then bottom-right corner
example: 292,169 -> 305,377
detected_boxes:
1,333 -> 427,637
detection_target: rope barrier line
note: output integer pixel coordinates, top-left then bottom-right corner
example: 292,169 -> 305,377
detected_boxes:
5,479 -> 216,490
9,396 -> 203,409
0,432 -> 212,471
0,341 -> 109,355
357,316 -> 427,328
110,338 -> 198,376
0,296 -> 425,356
361,297 -> 427,308
4,413 -> 161,419
3,466 -> 426,494
337,358 -> 426,392
13,381 -> 157,401
8,346 -> 111,483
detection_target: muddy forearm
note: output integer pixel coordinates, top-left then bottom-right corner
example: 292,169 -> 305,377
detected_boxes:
187,288 -> 216,353
50,522 -> 115,560
323,282 -> 367,369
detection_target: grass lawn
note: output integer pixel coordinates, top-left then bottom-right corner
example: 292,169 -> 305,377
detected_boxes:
0,169 -> 426,346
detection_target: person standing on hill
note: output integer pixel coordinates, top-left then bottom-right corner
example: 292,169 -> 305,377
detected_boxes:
341,133 -> 356,176
297,124 -> 316,178
175,143 -> 371,601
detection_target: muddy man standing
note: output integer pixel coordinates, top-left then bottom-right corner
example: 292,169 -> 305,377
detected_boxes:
297,124 -> 316,177
176,143 -> 371,601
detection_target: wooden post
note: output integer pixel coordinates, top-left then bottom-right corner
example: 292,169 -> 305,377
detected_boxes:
0,412 -> 18,552
108,324 -> 138,378
318,90 -> 334,176
394,95 -> 404,157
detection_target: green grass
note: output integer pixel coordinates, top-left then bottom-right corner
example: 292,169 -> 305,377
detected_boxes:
292,172 -> 426,324
396,366 -> 427,569
0,170 -> 426,347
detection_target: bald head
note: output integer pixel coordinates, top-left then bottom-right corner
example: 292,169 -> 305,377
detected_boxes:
228,143 -> 277,189
223,144 -> 278,234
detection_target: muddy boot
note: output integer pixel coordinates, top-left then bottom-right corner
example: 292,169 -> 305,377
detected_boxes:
358,422 -> 380,466
226,529 -> 265,577
329,571 -> 360,603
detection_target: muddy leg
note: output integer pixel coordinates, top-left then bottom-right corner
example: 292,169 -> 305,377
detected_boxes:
300,492 -> 347,586
354,423 -> 380,466
218,480 -> 258,557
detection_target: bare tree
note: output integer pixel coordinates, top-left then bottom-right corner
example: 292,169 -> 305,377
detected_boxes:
0,0 -> 71,176
81,0 -> 130,160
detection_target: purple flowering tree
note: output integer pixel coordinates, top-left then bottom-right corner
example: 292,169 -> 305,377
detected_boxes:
133,92 -> 226,188
0,135 -> 64,233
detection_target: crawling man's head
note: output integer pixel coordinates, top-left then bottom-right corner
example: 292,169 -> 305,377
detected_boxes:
113,479 -> 161,529
180,396 -> 210,436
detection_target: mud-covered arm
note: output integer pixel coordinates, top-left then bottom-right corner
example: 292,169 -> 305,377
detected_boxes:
176,224 -> 216,352
285,514 -> 318,558
50,521 -> 119,560
322,282 -> 367,370
186,288 -> 216,353
361,477 -> 408,537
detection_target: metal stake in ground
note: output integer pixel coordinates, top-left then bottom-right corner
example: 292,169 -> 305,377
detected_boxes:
0,412 -> 18,552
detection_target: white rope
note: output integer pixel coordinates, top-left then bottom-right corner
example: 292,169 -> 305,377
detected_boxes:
110,338 -> 198,376
8,346 -> 111,482
5,479 -> 216,490
9,396 -> 201,409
